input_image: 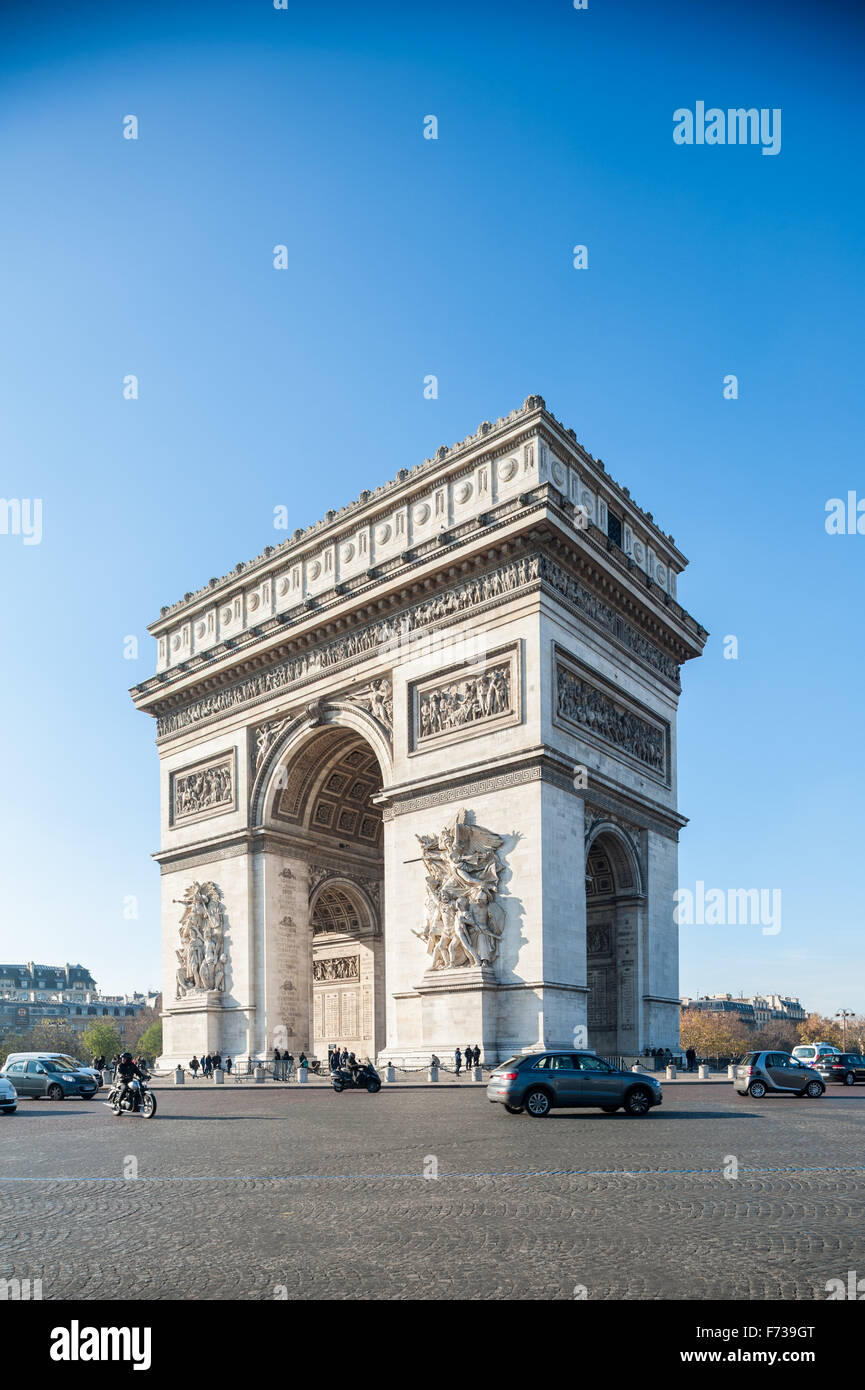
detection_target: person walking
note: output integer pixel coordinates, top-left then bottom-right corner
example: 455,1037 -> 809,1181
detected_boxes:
225,1055 -> 232,1074
285,1051 -> 294,1081
454,1047 -> 462,1076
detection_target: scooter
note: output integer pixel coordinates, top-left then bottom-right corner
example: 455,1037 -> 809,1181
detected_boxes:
107,1075 -> 158,1118
331,1063 -> 381,1094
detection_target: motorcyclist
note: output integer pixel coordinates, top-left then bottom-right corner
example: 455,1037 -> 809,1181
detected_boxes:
116,1051 -> 148,1110
348,1051 -> 360,1085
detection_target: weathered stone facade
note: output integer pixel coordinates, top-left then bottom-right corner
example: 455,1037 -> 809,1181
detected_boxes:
131,396 -> 706,1065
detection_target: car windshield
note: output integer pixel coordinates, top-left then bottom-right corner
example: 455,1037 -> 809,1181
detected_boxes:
54,1056 -> 83,1069
39,1060 -> 67,1073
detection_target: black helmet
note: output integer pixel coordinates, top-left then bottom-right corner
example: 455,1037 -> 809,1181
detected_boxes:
121,1051 -> 133,1062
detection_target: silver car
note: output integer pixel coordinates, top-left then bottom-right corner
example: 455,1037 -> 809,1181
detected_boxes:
733,1050 -> 825,1099
0,1076 -> 17,1114
487,1050 -> 663,1117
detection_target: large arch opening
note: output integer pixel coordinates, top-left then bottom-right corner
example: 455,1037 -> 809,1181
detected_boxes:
262,720 -> 385,1063
585,827 -> 642,1059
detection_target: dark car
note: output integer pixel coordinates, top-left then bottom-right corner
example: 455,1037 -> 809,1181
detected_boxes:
733,1051 -> 825,1099
814,1053 -> 865,1086
487,1050 -> 663,1117
0,1057 -> 100,1101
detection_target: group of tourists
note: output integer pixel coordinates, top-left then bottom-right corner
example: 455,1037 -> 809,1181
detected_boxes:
454,1044 -> 481,1075
327,1047 -> 357,1072
188,1052 -> 232,1078
273,1048 -> 307,1079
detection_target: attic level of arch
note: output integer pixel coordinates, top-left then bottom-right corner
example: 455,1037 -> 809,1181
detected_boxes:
136,525 -> 704,741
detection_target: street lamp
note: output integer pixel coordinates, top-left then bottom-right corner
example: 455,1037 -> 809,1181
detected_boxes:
835,1009 -> 854,1050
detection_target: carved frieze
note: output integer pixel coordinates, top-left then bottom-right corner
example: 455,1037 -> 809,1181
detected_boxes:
156,556 -> 541,739
171,754 -> 236,824
538,554 -> 680,683
313,956 -> 360,982
555,657 -> 668,780
155,547 -> 680,740
410,645 -> 520,753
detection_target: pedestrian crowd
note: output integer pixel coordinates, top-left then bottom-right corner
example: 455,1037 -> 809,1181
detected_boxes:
453,1044 -> 481,1075
187,1052 -> 233,1078
272,1048 -> 308,1079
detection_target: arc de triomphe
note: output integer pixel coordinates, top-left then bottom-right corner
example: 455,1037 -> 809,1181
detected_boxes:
131,395 -> 706,1066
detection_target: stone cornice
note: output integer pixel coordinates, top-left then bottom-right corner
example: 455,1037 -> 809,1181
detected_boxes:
139,398 -> 701,685
142,541 -> 696,743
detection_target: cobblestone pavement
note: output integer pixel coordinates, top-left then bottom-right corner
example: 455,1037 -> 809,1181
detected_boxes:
1,1087 -> 863,1300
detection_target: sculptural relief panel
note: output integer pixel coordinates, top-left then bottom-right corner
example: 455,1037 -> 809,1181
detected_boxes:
409,644 -> 521,754
553,648 -> 669,783
170,752 -> 237,825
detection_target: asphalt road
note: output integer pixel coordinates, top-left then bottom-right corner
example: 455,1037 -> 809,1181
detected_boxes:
2,1085 -> 863,1300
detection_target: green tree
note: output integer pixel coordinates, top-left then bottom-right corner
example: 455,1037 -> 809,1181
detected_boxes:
136,1021 -> 163,1061
80,1021 -> 123,1060
29,1020 -> 80,1056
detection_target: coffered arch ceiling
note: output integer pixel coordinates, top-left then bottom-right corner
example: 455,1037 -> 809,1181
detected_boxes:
271,727 -> 383,850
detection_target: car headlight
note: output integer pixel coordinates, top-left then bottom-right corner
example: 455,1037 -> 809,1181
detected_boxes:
62,1074 -> 76,1082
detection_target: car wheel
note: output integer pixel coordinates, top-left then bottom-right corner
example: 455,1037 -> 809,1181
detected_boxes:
601,1106 -> 619,1113
504,1103 -> 523,1115
805,1079 -> 824,1098
748,1080 -> 767,1098
623,1086 -> 652,1116
47,1084 -> 64,1101
524,1088 -> 551,1118
844,1072 -> 855,1086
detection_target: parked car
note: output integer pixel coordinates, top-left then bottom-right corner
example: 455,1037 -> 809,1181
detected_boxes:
0,1057 -> 100,1101
1,1052 -> 102,1088
791,1043 -> 841,1068
734,1051 -> 825,1099
0,1076 -> 17,1114
486,1050 -> 663,1117
814,1052 -> 865,1086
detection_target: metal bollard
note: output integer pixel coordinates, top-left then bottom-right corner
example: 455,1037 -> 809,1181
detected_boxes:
631,1064 -> 641,1073
727,1064 -> 736,1079
254,1066 -> 265,1083
297,1066 -> 308,1085
385,1065 -> 396,1083
472,1066 -> 483,1082
698,1064 -> 709,1079
665,1064 -> 677,1080
174,1066 -> 184,1086
214,1067 -> 224,1085
428,1065 -> 439,1083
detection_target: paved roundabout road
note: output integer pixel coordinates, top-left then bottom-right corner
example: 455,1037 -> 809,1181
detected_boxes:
1,1086 -> 863,1300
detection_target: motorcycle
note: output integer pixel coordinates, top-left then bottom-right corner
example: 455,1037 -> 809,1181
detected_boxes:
331,1062 -> 381,1094
107,1075 -> 157,1118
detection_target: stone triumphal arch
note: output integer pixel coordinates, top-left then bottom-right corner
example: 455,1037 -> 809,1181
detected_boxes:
131,395 -> 706,1066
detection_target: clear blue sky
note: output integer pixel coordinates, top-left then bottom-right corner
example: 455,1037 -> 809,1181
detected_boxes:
1,0 -> 862,1012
